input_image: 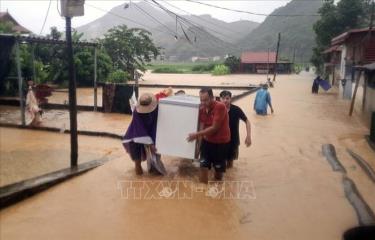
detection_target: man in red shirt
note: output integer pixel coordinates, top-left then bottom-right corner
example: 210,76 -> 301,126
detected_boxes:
187,87 -> 230,183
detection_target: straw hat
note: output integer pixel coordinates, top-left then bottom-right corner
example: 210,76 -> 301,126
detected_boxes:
136,93 -> 158,114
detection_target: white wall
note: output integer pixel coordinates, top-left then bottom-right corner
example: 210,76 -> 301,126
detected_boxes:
340,45 -> 347,79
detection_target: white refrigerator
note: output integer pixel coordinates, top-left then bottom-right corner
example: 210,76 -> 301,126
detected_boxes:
156,95 -> 200,159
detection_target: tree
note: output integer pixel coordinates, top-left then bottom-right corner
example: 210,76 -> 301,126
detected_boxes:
33,27 -> 112,86
311,0 -> 370,74
336,0 -> 368,32
75,47 -> 113,86
224,55 -> 240,73
101,25 -> 160,76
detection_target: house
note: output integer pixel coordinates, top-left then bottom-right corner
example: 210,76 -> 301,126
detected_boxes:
323,27 -> 375,128
354,63 -> 375,129
324,28 -> 375,84
322,45 -> 342,86
212,56 -> 221,62
239,51 -> 292,74
191,57 -> 210,62
0,11 -> 31,34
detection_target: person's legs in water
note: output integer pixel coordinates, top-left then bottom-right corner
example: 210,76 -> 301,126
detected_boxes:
128,142 -> 144,175
200,141 -> 227,182
212,142 -> 228,180
135,160 -> 143,175
199,167 -> 209,184
214,171 -> 223,181
256,109 -> 267,115
226,145 -> 238,168
227,160 -> 233,168
199,140 -> 211,184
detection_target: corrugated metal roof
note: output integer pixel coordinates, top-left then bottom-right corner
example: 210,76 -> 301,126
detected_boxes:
241,52 -> 277,64
0,11 -> 31,34
322,45 -> 342,54
331,28 -> 375,46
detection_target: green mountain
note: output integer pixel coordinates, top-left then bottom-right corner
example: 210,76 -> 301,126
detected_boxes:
164,26 -> 241,61
76,2 -> 257,61
237,0 -> 323,62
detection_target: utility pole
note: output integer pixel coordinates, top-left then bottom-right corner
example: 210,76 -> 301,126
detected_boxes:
267,48 -> 270,81
65,17 -> 78,167
60,0 -> 85,167
273,33 -> 281,82
292,48 -> 296,73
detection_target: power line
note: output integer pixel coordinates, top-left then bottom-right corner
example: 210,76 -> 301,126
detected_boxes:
84,3 -> 174,37
142,0 -> 239,56
87,1 -> 244,57
39,0 -> 52,35
132,3 -> 177,36
146,0 -> 246,53
184,0 -> 320,17
158,0 -> 244,36
147,0 -> 237,42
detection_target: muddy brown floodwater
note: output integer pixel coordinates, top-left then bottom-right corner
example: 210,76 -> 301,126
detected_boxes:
0,71 -> 374,240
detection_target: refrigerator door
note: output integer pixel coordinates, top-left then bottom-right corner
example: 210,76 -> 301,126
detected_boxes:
156,95 -> 200,159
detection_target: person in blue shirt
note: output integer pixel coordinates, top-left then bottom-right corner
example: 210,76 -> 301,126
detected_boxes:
254,84 -> 274,115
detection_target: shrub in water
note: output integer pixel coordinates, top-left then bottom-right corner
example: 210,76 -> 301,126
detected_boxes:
107,70 -> 129,83
152,67 -> 184,74
212,64 -> 230,76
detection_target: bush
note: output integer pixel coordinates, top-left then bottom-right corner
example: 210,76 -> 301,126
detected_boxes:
211,64 -> 230,76
191,65 -> 205,72
152,67 -> 184,74
192,63 -> 217,72
107,70 -> 130,83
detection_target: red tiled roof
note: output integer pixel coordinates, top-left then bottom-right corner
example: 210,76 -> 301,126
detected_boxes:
241,52 -> 277,64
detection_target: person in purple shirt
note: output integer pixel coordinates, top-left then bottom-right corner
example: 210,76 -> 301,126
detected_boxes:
122,93 -> 159,175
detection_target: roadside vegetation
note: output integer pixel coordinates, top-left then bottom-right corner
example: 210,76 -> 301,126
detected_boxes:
148,56 -> 240,75
0,24 -> 159,95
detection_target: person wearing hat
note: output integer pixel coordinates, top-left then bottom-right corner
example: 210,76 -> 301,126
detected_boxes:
254,84 -> 274,115
220,90 -> 252,168
122,93 -> 165,175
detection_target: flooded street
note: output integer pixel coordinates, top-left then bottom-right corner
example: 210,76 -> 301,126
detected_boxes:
0,72 -> 374,240
0,128 -> 123,187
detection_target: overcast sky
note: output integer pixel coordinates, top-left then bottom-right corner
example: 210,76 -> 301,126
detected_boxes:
0,0 -> 292,35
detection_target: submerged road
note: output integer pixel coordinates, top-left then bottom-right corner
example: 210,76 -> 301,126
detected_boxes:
0,72 -> 374,240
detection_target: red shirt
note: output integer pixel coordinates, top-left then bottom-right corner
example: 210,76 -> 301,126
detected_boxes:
199,101 -> 230,143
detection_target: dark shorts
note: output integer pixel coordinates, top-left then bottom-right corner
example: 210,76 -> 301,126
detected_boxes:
200,140 -> 229,172
227,144 -> 239,161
